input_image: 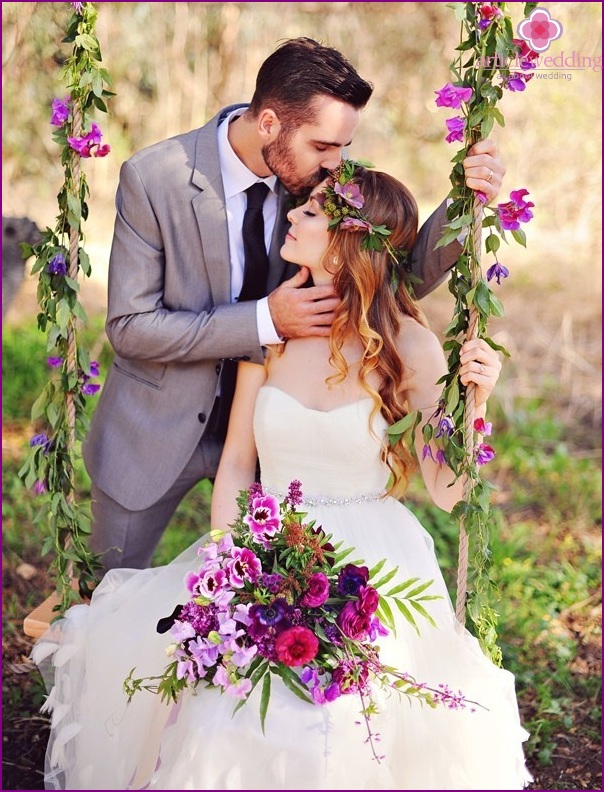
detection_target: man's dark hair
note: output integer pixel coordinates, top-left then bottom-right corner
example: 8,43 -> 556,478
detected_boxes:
248,37 -> 373,126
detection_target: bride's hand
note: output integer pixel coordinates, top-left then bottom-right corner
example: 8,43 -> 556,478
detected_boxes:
458,339 -> 502,408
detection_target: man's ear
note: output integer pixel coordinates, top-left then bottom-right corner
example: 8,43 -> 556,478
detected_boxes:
257,108 -> 282,142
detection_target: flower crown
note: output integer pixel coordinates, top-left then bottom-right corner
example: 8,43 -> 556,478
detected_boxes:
318,158 -> 410,289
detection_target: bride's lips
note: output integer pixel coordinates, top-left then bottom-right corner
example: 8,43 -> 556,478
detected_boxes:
286,231 -> 296,241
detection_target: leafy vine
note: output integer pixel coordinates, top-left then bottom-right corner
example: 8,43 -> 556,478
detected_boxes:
18,2 -> 113,614
390,2 -> 538,662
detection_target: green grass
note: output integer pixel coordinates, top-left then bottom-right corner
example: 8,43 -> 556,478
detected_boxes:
2,321 -> 601,788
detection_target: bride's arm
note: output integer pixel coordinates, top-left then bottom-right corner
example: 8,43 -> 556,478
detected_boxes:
401,326 -> 501,512
210,361 -> 267,530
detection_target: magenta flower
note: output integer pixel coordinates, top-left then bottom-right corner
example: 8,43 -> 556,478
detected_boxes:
445,116 -> 466,144
33,479 -> 47,495
286,479 -> 303,507
473,417 -> 493,436
50,97 -> 70,127
476,190 -> 488,204
434,83 -> 473,109
275,626 -> 319,667
486,261 -> 509,285
195,568 -> 230,601
475,443 -> 496,466
67,123 -> 111,158
513,38 -> 540,71
337,601 -> 371,641
71,2 -> 85,13
477,2 -> 503,30
300,572 -> 330,608
226,547 -> 261,588
337,564 -> 369,597
244,494 -> 281,540
368,617 -> 389,641
497,189 -> 534,231
357,585 -> 379,617
334,181 -> 364,209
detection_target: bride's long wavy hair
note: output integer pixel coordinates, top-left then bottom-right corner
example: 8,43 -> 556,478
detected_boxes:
323,167 -> 426,497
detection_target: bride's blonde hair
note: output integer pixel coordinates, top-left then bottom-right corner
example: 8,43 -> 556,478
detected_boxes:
323,167 -> 425,498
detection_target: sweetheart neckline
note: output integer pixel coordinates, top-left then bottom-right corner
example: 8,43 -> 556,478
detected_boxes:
259,385 -> 373,415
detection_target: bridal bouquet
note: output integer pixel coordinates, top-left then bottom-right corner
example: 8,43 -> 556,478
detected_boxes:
125,480 -> 477,759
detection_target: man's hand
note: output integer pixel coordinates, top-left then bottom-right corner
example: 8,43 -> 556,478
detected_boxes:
267,267 -> 339,339
462,139 -> 506,204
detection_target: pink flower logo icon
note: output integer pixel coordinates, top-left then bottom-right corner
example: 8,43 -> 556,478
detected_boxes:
517,8 -> 563,53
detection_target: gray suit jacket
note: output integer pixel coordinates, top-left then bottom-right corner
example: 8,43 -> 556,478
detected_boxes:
83,105 -> 457,510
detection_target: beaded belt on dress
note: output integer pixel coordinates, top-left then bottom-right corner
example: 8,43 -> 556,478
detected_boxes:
263,486 -> 386,507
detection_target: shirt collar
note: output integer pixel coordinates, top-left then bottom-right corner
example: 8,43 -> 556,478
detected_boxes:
217,109 -> 278,199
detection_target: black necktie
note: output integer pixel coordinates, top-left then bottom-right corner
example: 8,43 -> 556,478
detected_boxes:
209,182 -> 270,443
239,182 -> 270,301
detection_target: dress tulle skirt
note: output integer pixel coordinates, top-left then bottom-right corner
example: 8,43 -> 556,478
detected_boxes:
33,391 -> 532,789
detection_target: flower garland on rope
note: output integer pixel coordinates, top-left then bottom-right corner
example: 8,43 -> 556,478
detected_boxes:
389,1 -> 538,662
18,2 -> 113,615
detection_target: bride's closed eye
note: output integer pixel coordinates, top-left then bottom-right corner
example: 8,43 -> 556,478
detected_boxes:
303,210 -> 316,217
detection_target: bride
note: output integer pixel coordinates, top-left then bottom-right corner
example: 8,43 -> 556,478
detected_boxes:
34,162 -> 532,790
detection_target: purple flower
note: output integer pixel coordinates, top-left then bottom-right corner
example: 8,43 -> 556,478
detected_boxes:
286,479 -> 303,507
434,83 -> 473,109
435,416 -> 455,439
505,74 -> 528,92
81,383 -> 101,396
421,444 -> 434,461
334,181 -> 364,209
339,216 -> 373,233
50,97 -> 70,127
177,601 -> 220,635
260,572 -> 284,594
89,360 -> 100,377
71,2 -> 85,13
368,617 -> 389,641
47,254 -> 67,275
475,443 -> 496,466
324,682 -> 342,702
486,261 -> 509,285
47,356 -> 63,368
337,564 -> 369,597
300,572 -> 330,608
30,433 -> 50,448
445,116 -> 466,144
248,598 -> 291,640
33,479 -> 47,495
476,190 -> 488,204
435,449 -> 447,465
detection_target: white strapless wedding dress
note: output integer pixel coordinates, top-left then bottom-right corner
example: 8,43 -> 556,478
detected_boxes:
33,386 -> 532,790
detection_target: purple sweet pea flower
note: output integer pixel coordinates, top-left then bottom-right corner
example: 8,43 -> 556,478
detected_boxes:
47,254 -> 67,275
497,189 -> 534,231
30,433 -> 50,448
476,190 -> 488,204
474,417 -> 493,436
475,443 -> 496,466
435,416 -> 455,438
486,261 -> 510,285
334,181 -> 364,209
71,2 -> 85,13
368,616 -> 389,641
34,479 -> 47,495
81,383 -> 101,396
89,360 -> 100,377
67,123 -> 111,158
422,444 -> 434,461
47,356 -> 63,368
435,449 -> 447,466
505,74 -> 528,92
445,116 -> 466,143
434,83 -> 473,109
50,97 -> 70,127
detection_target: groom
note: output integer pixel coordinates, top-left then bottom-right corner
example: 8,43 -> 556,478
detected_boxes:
84,37 -> 505,571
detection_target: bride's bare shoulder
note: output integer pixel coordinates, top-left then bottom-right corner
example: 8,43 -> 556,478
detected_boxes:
396,317 -> 444,365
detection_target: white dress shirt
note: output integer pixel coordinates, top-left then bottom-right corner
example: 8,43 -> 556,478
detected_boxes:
217,110 -> 282,345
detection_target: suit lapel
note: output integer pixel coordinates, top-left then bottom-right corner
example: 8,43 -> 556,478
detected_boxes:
190,111 -> 232,305
267,184 -> 294,291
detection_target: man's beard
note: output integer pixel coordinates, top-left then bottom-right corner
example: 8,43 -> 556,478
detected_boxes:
262,135 -> 327,197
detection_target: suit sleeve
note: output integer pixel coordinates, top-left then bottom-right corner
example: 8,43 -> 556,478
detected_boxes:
407,200 -> 462,300
105,159 -> 264,365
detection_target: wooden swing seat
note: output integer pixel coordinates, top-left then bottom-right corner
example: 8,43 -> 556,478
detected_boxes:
23,580 -> 85,640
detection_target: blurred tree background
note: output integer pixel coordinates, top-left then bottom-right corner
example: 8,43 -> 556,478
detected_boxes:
2,3 -> 601,789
